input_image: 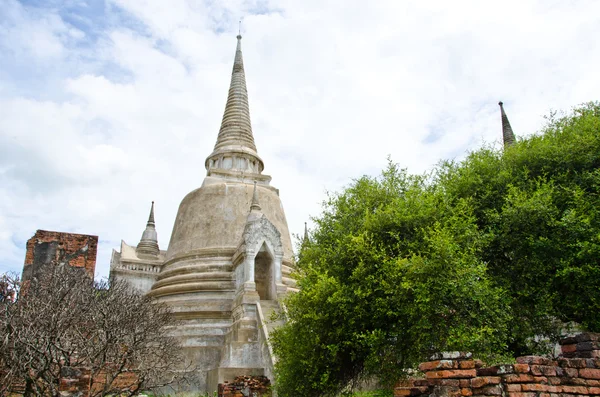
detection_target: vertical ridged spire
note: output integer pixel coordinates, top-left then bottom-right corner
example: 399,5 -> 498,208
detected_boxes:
216,35 -> 256,151
136,201 -> 160,258
499,101 -> 516,148
205,35 -> 264,175
250,181 -> 261,212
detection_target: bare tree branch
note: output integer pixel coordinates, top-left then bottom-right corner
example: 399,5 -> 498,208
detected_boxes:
0,265 -> 192,397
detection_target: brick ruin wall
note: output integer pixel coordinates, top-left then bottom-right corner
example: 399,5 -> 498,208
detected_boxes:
22,229 -> 98,280
11,332 -> 599,396
218,375 -> 272,397
59,372 -> 270,396
59,367 -> 139,396
396,332 -> 600,397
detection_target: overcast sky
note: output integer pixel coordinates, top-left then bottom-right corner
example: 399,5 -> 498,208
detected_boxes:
1,0 -> 599,278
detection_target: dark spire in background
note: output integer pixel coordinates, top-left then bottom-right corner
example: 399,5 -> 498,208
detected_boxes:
499,101 -> 516,148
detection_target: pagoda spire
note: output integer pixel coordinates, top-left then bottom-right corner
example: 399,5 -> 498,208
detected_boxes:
136,201 -> 160,258
246,181 -> 264,223
303,222 -> 309,244
205,35 -> 264,176
499,101 -> 516,148
250,181 -> 261,212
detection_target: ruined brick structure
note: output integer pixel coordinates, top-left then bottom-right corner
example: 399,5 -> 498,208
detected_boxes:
58,367 -> 139,396
22,229 -> 98,280
395,333 -> 600,397
218,375 -> 271,397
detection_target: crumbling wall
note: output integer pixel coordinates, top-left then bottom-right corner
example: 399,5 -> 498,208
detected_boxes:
218,375 -> 272,397
395,333 -> 600,397
58,367 -> 140,396
22,229 -> 98,280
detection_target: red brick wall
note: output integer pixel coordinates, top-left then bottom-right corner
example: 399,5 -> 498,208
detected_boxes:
22,229 -> 98,279
395,333 -> 600,397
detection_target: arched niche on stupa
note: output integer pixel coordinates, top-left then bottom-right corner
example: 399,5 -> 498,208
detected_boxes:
233,215 -> 285,298
254,242 -> 275,300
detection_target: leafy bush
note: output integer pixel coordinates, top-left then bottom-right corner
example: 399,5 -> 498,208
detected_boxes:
272,102 -> 600,397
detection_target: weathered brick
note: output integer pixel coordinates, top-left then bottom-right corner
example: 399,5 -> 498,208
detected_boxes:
557,358 -> 572,368
564,350 -> 600,359
561,344 -> 577,354
564,367 -> 578,377
430,379 -> 460,387
426,369 -> 477,379
583,350 -> 600,358
506,384 -> 522,392
585,358 -> 599,368
577,341 -> 600,352
521,383 -> 554,392
516,356 -> 552,365
547,377 -> 562,385
419,360 -> 441,371
504,374 -> 536,383
560,385 -> 588,394
579,368 -> 600,379
477,367 -> 499,376
459,360 -> 476,369
564,377 -> 587,386
475,385 -> 502,395
471,376 -> 501,388
514,364 -> 530,373
530,365 -> 556,377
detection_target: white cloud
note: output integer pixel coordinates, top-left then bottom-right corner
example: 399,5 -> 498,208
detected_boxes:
1,0 -> 600,278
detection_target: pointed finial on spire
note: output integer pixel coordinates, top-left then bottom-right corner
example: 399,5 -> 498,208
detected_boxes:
238,19 -> 242,37
250,181 -> 262,211
499,101 -> 516,148
147,201 -> 155,225
137,201 -> 160,258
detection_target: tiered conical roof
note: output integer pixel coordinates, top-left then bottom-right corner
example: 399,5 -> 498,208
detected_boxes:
205,35 -> 264,174
136,201 -> 160,258
499,101 -> 516,147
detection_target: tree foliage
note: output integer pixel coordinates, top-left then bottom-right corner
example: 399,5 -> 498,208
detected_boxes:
272,102 -> 600,397
0,264 -> 188,396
